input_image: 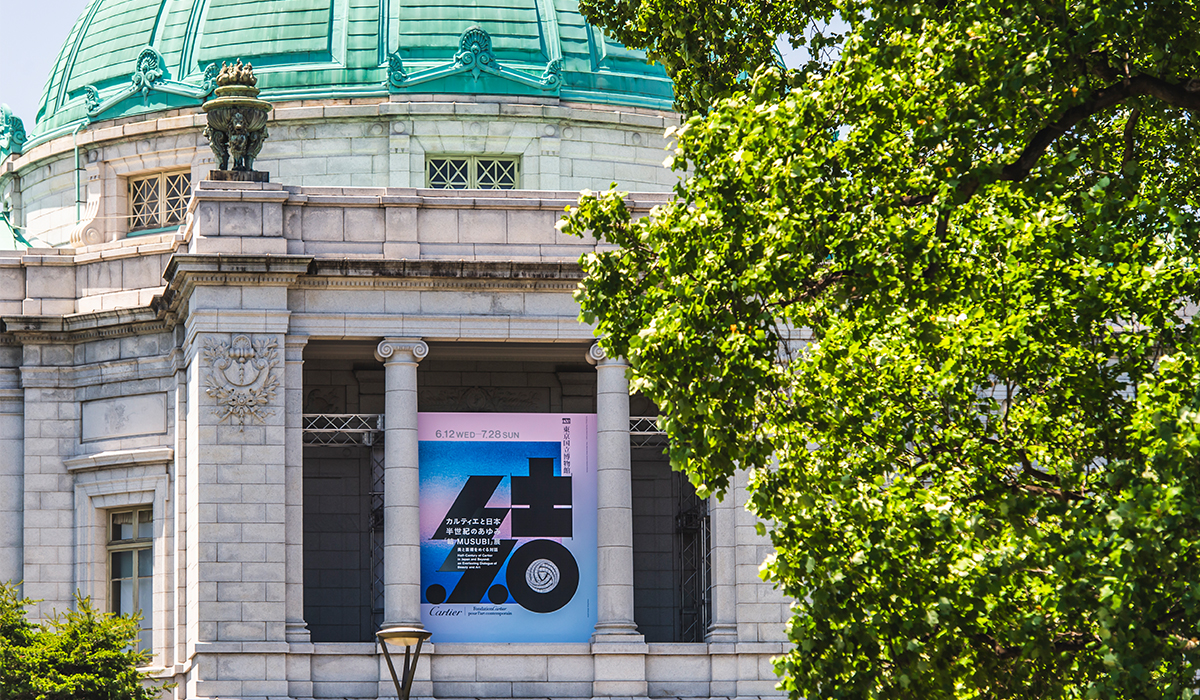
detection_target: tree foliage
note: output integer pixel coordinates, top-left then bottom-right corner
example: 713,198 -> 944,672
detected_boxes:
0,583 -> 168,700
564,0 -> 1200,697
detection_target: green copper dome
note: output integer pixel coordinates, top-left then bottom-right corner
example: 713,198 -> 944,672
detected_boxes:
31,0 -> 674,140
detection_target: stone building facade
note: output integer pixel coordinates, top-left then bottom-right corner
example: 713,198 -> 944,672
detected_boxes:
0,0 -> 793,698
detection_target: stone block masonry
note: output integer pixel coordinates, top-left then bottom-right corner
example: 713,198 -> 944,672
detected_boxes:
0,179 -> 790,700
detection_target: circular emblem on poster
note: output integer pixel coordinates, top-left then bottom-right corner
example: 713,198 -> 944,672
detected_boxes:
507,540 -> 578,613
526,559 -> 560,592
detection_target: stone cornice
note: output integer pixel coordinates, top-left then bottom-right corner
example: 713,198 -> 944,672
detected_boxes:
64,447 -> 175,473
1,259 -> 585,345
159,254 -> 314,319
1,308 -> 171,344
163,254 -> 315,282
188,183 -> 671,213
0,388 -> 23,413
17,100 -> 679,168
304,259 -> 584,289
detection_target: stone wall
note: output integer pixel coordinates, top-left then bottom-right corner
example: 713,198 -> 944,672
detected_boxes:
6,98 -> 680,248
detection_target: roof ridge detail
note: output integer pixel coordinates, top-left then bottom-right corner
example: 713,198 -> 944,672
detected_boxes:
32,0 -> 675,135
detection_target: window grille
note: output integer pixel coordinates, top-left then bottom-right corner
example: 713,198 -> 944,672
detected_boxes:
427,156 -> 519,189
109,507 -> 153,652
129,171 -> 191,231
677,487 -> 711,642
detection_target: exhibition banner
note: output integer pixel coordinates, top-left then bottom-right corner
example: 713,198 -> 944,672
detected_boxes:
418,413 -> 598,642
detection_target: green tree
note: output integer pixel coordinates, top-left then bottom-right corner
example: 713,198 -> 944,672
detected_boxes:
562,0 -> 1200,697
0,583 -> 168,700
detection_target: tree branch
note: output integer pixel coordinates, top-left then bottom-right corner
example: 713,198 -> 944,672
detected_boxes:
999,74 -> 1200,184
973,631 -> 1095,659
902,74 -> 1200,207
1121,107 -> 1141,168
776,268 -> 851,308
1010,482 -> 1084,502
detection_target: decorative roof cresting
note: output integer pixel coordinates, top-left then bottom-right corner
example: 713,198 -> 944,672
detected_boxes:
0,105 -> 26,160
28,0 -> 674,140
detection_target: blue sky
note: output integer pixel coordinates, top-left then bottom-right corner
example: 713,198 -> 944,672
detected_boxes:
0,0 -> 89,126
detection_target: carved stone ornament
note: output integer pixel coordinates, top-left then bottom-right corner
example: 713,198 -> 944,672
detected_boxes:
202,59 -> 271,176
587,342 -> 607,364
202,334 -> 281,429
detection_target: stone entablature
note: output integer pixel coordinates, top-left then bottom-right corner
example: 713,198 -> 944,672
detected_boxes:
182,181 -> 670,261
0,181 -> 668,318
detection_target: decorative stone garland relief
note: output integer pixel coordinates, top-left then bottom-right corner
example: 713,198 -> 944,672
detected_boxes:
202,334 -> 280,429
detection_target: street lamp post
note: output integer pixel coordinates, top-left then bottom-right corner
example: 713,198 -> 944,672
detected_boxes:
376,626 -> 432,700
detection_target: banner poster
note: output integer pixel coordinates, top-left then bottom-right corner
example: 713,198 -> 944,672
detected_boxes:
418,413 -> 598,642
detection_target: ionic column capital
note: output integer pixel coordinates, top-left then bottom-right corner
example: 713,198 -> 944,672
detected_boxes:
375,337 -> 429,364
587,341 -> 627,367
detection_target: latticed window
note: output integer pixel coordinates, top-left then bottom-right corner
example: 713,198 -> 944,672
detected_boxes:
129,171 -> 190,231
109,507 -> 153,651
427,156 -> 519,189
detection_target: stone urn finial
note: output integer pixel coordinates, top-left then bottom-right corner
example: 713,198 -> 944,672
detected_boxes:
202,59 -> 271,181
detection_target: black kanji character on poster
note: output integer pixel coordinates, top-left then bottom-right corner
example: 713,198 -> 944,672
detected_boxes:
510,457 -> 571,537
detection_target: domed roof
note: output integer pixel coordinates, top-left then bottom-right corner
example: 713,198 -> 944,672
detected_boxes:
32,0 -> 674,138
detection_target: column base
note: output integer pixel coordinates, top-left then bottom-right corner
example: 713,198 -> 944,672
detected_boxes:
284,620 -> 311,643
591,621 -> 643,645
706,622 -> 738,644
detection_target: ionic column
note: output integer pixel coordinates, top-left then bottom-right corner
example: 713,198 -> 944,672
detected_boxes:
375,338 -> 428,628
284,335 -> 310,644
588,343 -> 640,641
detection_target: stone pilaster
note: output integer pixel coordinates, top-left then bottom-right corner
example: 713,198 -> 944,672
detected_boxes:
19,344 -> 76,619
708,483 -> 739,643
0,386 -> 23,588
186,325 -> 290,699
374,337 -> 428,629
172,362 -> 189,674
284,335 -> 310,646
587,342 -> 647,696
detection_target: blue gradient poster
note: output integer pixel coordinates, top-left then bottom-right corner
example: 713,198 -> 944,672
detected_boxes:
418,413 -> 598,642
